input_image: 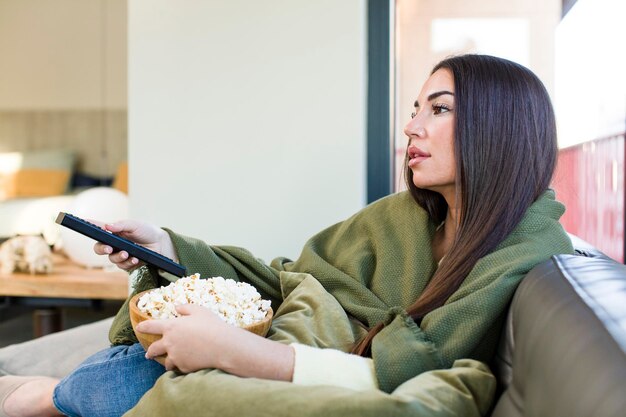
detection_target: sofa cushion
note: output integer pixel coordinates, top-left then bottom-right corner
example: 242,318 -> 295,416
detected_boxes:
491,255 -> 626,417
568,233 -> 614,260
0,149 -> 76,201
0,317 -> 113,379
1,169 -> 71,199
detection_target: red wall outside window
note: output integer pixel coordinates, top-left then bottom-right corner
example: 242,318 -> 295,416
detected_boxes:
552,134 -> 625,263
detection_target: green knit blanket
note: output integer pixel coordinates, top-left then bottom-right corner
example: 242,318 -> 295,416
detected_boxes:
110,190 -> 573,416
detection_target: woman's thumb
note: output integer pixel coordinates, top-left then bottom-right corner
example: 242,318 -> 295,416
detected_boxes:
175,303 -> 202,316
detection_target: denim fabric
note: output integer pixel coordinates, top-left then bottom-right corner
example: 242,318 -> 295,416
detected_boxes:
52,343 -> 165,417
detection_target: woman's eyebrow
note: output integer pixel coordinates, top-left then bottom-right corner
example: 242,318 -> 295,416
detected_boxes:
428,90 -> 454,101
414,90 -> 455,108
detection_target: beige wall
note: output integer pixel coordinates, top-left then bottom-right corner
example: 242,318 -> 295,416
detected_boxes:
0,0 -> 127,176
129,0 -> 366,261
0,0 -> 127,109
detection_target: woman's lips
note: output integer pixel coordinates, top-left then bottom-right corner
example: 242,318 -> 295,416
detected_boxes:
408,145 -> 430,167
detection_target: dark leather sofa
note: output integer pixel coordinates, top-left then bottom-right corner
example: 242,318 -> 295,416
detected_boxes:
490,235 -> 626,416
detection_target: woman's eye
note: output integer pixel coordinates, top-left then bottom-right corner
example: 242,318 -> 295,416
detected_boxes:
432,104 -> 451,115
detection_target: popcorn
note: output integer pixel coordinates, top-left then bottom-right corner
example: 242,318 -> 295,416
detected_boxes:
137,273 -> 271,327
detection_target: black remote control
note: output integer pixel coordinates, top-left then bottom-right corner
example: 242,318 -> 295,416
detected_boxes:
55,212 -> 187,277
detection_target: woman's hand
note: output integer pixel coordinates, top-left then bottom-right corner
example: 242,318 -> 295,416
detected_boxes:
136,304 -> 295,381
92,219 -> 177,271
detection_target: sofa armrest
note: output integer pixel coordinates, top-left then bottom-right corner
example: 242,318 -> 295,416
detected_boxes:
491,255 -> 626,417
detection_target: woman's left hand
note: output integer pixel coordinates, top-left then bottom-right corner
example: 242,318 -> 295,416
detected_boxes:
138,304 -> 230,373
136,305 -> 295,381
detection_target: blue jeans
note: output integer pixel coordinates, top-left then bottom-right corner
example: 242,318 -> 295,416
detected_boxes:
52,343 -> 165,417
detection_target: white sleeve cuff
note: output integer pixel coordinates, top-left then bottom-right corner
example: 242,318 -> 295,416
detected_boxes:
290,343 -> 379,391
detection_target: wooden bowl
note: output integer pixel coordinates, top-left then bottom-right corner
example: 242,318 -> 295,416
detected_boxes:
129,289 -> 273,365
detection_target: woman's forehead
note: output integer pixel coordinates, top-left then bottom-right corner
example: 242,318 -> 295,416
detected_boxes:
424,69 -> 454,93
415,69 -> 455,105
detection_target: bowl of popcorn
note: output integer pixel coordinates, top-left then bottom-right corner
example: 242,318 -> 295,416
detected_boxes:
129,273 -> 273,364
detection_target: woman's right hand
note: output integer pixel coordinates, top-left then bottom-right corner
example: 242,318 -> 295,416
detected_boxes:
92,220 -> 178,271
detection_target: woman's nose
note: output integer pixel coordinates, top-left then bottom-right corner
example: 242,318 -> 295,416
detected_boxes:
404,117 -> 426,138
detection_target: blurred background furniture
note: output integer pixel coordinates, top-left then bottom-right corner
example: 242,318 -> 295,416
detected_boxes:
0,253 -> 128,337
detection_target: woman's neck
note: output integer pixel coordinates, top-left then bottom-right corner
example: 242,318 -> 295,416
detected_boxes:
432,208 -> 459,263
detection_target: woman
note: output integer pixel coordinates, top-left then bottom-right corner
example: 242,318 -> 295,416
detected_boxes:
0,54 -> 573,417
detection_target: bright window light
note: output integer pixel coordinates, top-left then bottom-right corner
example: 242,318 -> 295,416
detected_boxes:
555,0 -> 626,148
430,18 -> 530,67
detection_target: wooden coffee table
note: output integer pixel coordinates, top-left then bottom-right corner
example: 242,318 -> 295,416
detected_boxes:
0,253 -> 129,336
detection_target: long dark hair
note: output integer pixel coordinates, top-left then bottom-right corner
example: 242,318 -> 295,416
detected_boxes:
353,54 -> 558,355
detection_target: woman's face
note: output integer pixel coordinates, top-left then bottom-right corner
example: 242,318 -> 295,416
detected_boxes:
404,68 -> 456,203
